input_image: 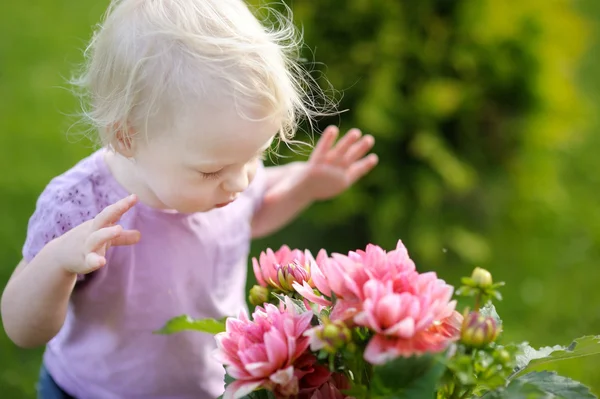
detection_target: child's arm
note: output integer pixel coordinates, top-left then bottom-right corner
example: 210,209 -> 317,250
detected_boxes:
251,126 -> 378,238
1,195 -> 139,348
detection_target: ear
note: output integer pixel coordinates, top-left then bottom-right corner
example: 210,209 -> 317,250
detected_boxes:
111,124 -> 137,158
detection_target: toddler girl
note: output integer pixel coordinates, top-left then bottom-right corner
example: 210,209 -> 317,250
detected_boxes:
1,0 -> 377,398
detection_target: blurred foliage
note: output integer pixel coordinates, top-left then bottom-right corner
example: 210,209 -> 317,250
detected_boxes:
252,0 -> 600,393
1,0 -> 599,397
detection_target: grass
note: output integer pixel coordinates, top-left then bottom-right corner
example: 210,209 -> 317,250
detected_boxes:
0,0 -> 599,396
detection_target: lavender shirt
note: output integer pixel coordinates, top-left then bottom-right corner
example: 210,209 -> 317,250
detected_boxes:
22,149 -> 266,398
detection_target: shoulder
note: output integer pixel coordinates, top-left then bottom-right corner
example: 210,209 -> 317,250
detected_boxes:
22,151 -> 107,262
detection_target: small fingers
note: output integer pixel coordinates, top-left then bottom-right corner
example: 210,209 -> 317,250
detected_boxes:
86,225 -> 123,253
112,230 -> 142,246
85,252 -> 106,271
342,134 -> 375,166
309,126 -> 338,164
327,128 -> 362,164
348,154 -> 379,184
92,194 -> 138,230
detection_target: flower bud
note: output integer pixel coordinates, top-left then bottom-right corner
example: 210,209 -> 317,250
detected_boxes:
249,285 -> 270,307
276,261 -> 311,292
471,267 -> 493,289
460,311 -> 499,348
318,320 -> 352,353
494,349 -> 511,364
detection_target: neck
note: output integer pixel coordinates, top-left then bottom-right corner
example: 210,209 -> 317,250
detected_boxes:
103,150 -> 166,210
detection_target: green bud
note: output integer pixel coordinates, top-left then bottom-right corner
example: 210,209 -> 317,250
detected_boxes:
471,267 -> 493,289
249,285 -> 270,307
318,320 -> 352,353
494,349 -> 511,364
460,311 -> 499,348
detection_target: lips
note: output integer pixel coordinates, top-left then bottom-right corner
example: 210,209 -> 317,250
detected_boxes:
215,200 -> 234,208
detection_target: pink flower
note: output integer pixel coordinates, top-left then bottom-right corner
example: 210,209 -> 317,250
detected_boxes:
355,274 -> 461,364
293,240 -> 461,364
294,241 -> 417,315
253,245 -> 316,292
430,309 -> 463,339
214,297 -> 314,399
293,249 -> 332,307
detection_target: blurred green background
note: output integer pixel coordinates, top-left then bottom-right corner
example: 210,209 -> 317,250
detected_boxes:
1,0 -> 599,396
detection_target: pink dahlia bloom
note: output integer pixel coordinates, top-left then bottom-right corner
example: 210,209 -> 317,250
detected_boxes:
355,274 -> 461,364
252,245 -> 316,292
214,297 -> 314,399
294,241 -> 461,364
294,241 -> 417,316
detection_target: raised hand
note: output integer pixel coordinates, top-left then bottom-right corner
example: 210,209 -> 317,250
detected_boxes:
53,194 -> 141,274
301,125 -> 378,201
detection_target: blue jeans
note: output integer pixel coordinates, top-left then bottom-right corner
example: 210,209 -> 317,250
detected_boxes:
37,364 -> 76,399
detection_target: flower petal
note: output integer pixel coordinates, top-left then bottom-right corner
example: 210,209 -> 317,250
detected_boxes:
293,281 -> 332,306
252,257 -> 267,287
224,379 -> 264,399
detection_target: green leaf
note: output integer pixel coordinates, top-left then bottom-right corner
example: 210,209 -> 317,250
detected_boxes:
513,336 -> 600,378
343,383 -> 370,398
516,371 -> 597,399
224,372 -> 235,387
483,379 -> 554,398
272,292 -> 308,313
484,371 -> 597,399
247,389 -> 277,399
371,355 -> 445,398
217,373 -> 235,399
480,302 -> 503,327
153,315 -> 227,335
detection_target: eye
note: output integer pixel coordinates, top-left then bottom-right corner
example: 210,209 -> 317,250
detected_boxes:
200,170 -> 223,180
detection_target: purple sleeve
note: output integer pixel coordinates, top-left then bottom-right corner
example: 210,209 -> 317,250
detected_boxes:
22,178 -> 99,263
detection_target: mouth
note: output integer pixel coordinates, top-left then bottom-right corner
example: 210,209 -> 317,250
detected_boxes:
215,200 -> 234,208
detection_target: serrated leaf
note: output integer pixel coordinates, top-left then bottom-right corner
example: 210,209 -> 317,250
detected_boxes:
371,355 -> 445,398
516,371 -> 597,399
480,302 -> 502,326
515,343 -> 566,371
154,315 -> 226,335
482,380 -> 554,398
513,336 -> 600,378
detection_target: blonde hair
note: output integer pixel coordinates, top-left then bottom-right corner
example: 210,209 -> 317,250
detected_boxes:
71,0 -> 332,146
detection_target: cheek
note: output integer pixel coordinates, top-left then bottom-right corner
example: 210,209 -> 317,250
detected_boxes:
246,160 -> 259,184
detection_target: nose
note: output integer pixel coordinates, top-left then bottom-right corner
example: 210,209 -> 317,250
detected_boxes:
221,166 -> 249,194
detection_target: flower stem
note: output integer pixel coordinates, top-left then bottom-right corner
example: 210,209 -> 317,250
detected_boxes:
474,292 -> 482,312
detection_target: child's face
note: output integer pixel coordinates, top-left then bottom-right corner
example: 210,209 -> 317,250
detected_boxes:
131,104 -> 277,214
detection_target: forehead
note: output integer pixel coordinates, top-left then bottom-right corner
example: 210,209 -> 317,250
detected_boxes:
173,102 -> 278,165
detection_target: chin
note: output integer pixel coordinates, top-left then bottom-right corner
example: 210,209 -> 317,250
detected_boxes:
187,205 -> 214,214
165,202 -> 210,214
